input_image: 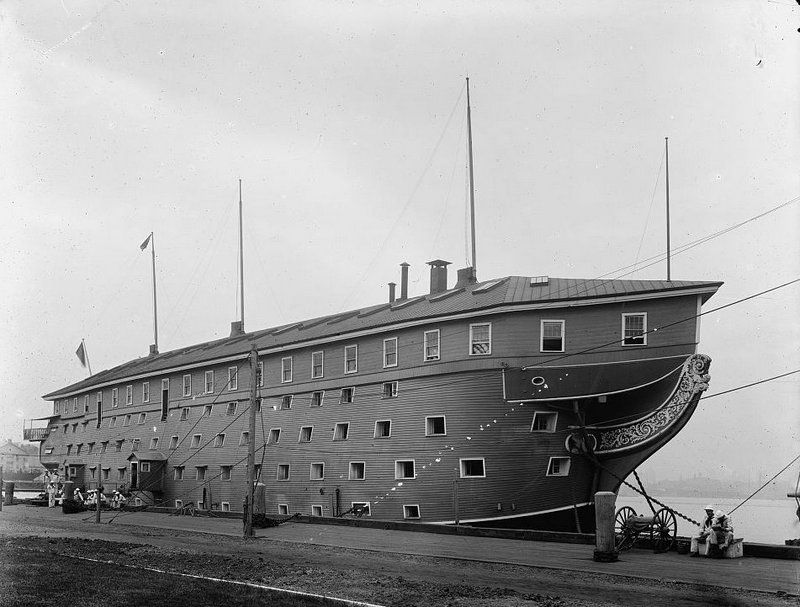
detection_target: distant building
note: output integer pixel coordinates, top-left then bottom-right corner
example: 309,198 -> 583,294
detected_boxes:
0,439 -> 40,474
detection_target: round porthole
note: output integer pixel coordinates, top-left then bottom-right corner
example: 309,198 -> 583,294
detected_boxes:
531,376 -> 545,386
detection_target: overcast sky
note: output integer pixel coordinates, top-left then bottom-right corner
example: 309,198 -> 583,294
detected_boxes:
2,1 -> 798,489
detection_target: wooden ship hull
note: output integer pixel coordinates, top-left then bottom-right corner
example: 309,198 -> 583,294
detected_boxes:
31,273 -> 719,533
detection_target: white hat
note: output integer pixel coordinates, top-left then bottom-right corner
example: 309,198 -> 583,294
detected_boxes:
704,504 -> 715,511
715,510 -> 727,519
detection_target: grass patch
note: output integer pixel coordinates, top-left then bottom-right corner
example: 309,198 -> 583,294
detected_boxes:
0,545 -> 347,607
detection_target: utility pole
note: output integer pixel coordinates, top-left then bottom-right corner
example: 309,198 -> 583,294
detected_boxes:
244,346 -> 258,537
95,455 -> 102,523
0,465 -> 3,511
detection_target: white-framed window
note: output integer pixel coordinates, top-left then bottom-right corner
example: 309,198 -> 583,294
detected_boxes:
101,441 -> 108,453
123,415 -> 131,426
102,468 -> 109,480
351,502 -> 370,516
131,438 -> 140,451
394,460 -> 415,479
403,505 -> 420,519
203,404 -> 213,417
240,431 -> 250,446
281,357 -> 293,383
333,422 -> 349,441
161,378 -> 169,392
540,320 -> 565,353
268,428 -> 281,444
277,464 -> 290,481
382,381 -> 399,398
278,504 -> 289,515
531,411 -> 558,433
125,385 -> 133,405
168,435 -> 178,449
311,351 -> 324,379
109,417 -> 117,428
469,323 -> 492,355
84,395 -> 89,413
111,388 -> 119,408
374,420 -> 391,438
142,382 -> 150,403
257,361 -> 264,387
228,366 -> 238,391
226,402 -> 237,416
221,502 -> 230,512
383,337 -> 398,368
87,442 -> 95,454
311,504 -> 323,517
149,437 -> 159,450
299,426 -> 313,443
423,329 -> 440,361
622,313 -> 647,346
73,397 -> 78,413
340,387 -> 355,404
115,440 -> 123,452
221,466 -> 232,481
310,391 -> 324,407
195,466 -> 207,481
344,345 -> 358,374
310,462 -> 324,480
180,407 -> 190,421
214,433 -> 225,447
425,415 -> 446,436
54,402 -> 59,415
182,374 -> 192,397
281,395 -> 293,410
546,456 -> 572,477
349,461 -> 365,480
140,462 -> 151,473
190,434 -> 201,448
137,412 -> 146,424
460,458 -> 486,478
204,370 -> 214,394
117,467 -> 126,480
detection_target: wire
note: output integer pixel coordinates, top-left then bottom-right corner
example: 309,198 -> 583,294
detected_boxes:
700,369 -> 800,400
632,146 -> 666,275
728,453 -> 800,516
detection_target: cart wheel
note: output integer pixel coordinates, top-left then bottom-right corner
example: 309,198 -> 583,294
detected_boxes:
614,506 -> 637,551
651,508 -> 677,553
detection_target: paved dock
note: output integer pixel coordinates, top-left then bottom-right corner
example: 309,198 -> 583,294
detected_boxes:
2,505 -> 798,597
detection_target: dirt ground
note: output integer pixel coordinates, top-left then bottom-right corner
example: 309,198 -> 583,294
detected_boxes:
0,509 -> 797,607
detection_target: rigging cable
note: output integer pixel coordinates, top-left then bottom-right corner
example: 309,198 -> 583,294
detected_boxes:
727,452 -> 800,516
631,145 -> 666,275
339,82 -> 467,312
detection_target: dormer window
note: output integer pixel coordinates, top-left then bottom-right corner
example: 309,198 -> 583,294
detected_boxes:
344,345 -> 358,374
622,313 -> 647,346
383,338 -> 398,368
469,323 -> 492,355
540,320 -> 565,353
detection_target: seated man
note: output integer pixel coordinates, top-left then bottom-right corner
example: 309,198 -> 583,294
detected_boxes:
689,504 -> 715,557
708,510 -> 734,556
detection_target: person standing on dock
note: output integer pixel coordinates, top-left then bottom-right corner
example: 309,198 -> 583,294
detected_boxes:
689,504 -> 716,557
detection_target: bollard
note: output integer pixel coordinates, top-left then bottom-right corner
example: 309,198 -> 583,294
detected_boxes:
593,491 -> 619,562
254,483 -> 266,514
62,481 -> 75,501
3,482 -> 14,506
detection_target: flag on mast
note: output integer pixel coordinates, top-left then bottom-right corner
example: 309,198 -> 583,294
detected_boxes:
76,341 -> 87,367
140,233 -> 152,251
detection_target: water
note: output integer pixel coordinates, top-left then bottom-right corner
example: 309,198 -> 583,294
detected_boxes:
616,495 -> 800,545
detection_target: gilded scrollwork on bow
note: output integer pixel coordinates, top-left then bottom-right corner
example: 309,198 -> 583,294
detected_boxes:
595,354 -> 711,454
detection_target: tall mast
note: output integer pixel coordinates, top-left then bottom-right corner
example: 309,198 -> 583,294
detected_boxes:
665,137 -> 671,281
466,77 -> 477,278
238,179 -> 245,329
151,232 -> 159,352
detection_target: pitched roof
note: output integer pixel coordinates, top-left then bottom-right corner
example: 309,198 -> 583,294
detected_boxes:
43,275 -> 721,400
